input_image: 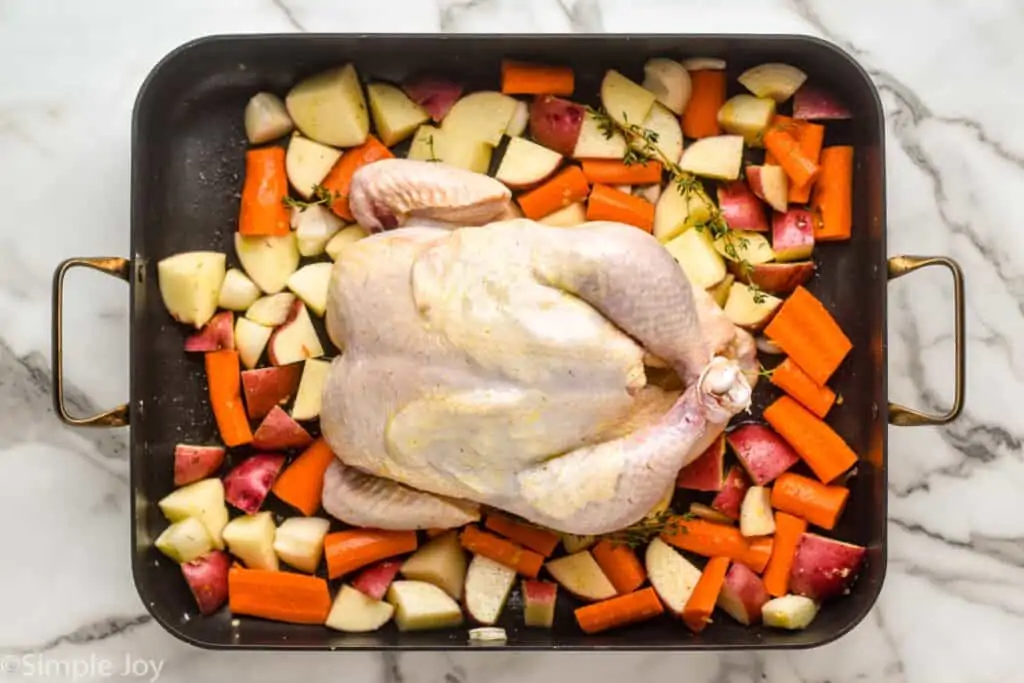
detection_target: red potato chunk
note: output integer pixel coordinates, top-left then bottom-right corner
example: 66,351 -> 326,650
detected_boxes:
183,311 -> 235,352
717,180 -> 768,232
789,533 -> 866,601
727,424 -> 800,485
717,562 -> 770,625
181,550 -> 230,615
352,559 -> 404,602
529,95 -> 585,156
772,208 -> 816,262
252,405 -> 314,450
402,75 -> 464,123
793,84 -> 852,121
173,444 -> 226,487
241,365 -> 303,419
522,579 -> 558,628
223,453 -> 286,514
732,261 -> 815,295
676,434 -> 726,491
710,466 -> 751,520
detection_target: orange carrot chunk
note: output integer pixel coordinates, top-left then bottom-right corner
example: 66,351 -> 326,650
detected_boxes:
770,357 -> 836,418
812,146 -> 853,241
586,184 -> 655,232
501,60 -> 575,96
592,539 -> 647,595
324,529 -> 418,579
575,586 -> 664,634
762,512 -> 807,597
682,557 -> 730,633
320,135 -> 395,220
764,396 -> 858,484
205,350 -> 253,447
459,526 -> 544,578
238,147 -> 291,236
682,70 -> 726,139
771,472 -> 850,531
228,566 -> 331,624
661,518 -> 768,574
271,438 -> 335,516
763,285 -> 852,386
484,513 -> 560,557
768,116 -> 825,203
763,126 -> 820,189
742,537 -> 774,575
580,159 -> 663,185
517,165 -> 590,220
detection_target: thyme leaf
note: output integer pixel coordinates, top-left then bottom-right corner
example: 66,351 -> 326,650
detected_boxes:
281,183 -> 341,212
605,509 -> 691,548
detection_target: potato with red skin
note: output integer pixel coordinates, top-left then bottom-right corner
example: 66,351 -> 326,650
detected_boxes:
710,466 -> 750,520
731,261 -> 815,295
676,434 -> 725,491
772,208 -> 816,261
173,444 -> 226,486
241,365 -> 303,419
181,550 -> 230,615
727,424 -> 800,485
793,84 -> 852,121
402,75 -> 463,122
717,181 -> 768,232
252,405 -> 314,450
352,559 -> 403,601
789,533 -> 866,601
746,164 -> 788,213
522,579 -> 557,628
223,453 -> 286,514
529,95 -> 585,156
183,311 -> 235,352
717,562 -> 770,625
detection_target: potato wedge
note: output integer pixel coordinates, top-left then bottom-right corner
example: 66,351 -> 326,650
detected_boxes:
286,63 -> 370,147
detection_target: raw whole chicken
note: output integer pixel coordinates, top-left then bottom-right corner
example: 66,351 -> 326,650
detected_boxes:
320,159 -> 756,535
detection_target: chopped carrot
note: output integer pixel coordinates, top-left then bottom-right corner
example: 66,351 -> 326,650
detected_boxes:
324,529 -> 418,579
762,512 -> 807,597
238,147 -> 290,236
574,586 -> 664,634
459,526 -> 544,578
580,159 -> 663,185
592,539 -> 647,594
771,472 -> 850,531
764,286 -> 852,386
320,135 -> 395,220
586,184 -> 655,232
767,116 -> 824,203
770,357 -> 836,418
661,519 -> 748,562
271,438 -> 335,516
484,513 -> 560,557
204,350 -> 253,447
682,70 -> 725,139
517,165 -> 590,220
742,537 -> 774,574
501,60 -> 574,96
682,557 -> 730,633
763,126 -> 819,189
764,396 -> 858,483
228,566 -> 331,624
812,146 -> 853,241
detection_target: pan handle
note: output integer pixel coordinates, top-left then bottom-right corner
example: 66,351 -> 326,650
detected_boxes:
51,257 -> 131,427
887,255 -> 965,426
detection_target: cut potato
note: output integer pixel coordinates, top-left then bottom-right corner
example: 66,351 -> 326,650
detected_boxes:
325,225 -> 368,261
727,424 -> 801,486
718,563 -> 771,625
738,63 -> 808,103
291,358 -> 331,421
632,102 -> 684,164
441,91 -> 519,147
530,95 -> 585,157
560,533 -> 597,554
645,537 -> 702,615
712,466 -> 751,521
688,502 -> 735,525
713,230 -> 775,266
367,82 -> 430,146
717,95 -> 776,146
246,293 -> 297,327
234,317 -> 272,369
402,75 -> 463,122
663,227 -> 727,289
495,137 -> 562,189
681,57 -> 727,71
222,511 -> 278,571
653,183 -> 714,243
407,125 -> 492,174
739,486 -> 776,537
173,444 -> 226,487
234,232 -> 300,294
762,594 -> 819,630
407,124 -> 445,162
642,58 -> 691,115
747,164 -> 789,213
572,108 -> 628,159
157,478 -> 229,549
157,252 -> 226,328
155,517 -> 214,564
537,202 -> 586,227
708,273 -> 735,309
223,452 -> 286,512
273,516 -> 330,573
600,69 -> 656,128
723,282 -> 783,330
634,183 -> 662,204
793,84 -> 852,121
326,584 -> 395,633
735,261 -> 815,295
267,301 -> 324,366
285,134 -> 341,199
522,579 -> 557,628
387,580 -> 464,631
717,180 -> 769,233
218,268 -> 261,312
505,100 -> 529,137
353,560 -> 403,601
400,530 -> 468,600
286,63 -> 370,148
676,434 -> 726,491
292,204 -> 343,257
789,534 -> 866,601
241,365 -> 302,420
464,555 -> 516,625
183,311 -> 234,353
286,262 -> 333,317
244,92 -> 294,144
772,208 -> 816,262
544,551 -> 616,602
181,550 -> 230,615
678,135 -> 744,180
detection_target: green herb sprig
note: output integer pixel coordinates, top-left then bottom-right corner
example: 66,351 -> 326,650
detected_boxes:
605,509 -> 694,549
282,183 -> 342,212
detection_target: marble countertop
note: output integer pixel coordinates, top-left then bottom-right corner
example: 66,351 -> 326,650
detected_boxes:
1,0 -> 1021,681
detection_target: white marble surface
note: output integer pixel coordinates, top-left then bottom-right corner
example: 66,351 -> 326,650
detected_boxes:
1,0 -> 1021,681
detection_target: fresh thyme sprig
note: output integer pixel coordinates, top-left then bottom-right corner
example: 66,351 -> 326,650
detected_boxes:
282,183 -> 342,212
605,509 -> 694,549
425,134 -> 441,163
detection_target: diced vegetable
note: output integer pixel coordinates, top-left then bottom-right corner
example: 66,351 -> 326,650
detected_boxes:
387,580 -> 463,631
735,261 -> 815,295
676,434 -> 726,491
537,201 -> 586,227
713,230 -> 775,266
157,252 -> 226,329
708,273 -> 735,309
769,357 -> 836,418
181,550 -> 230,615
326,529 -> 419,580
460,526 -> 544,579
286,262 -> 332,317
484,513 -> 560,557
642,58 -> 692,115
544,551 -> 617,602
501,60 -> 574,96
505,100 -> 529,136
516,165 -> 590,220
367,82 -> 430,146
401,529 -> 469,600
682,69 -> 726,139
746,164 -> 788,213
464,554 -> 517,625
727,423 -> 800,485
600,69 -> 656,128
653,182 -> 714,242
320,135 -> 395,220
768,116 -> 825,203
157,478 -> 229,549
764,396 -> 858,484
289,358 -> 330,421
325,584 -> 395,633
762,594 -> 819,630
246,293 -> 297,327
678,135 -> 744,180
812,146 -> 854,242
522,579 -> 558,628
763,126 -> 819,188
273,516 -> 330,573
494,136 -> 562,189
234,232 -> 300,295
234,317 -> 272,370
218,268 -> 261,312
228,565 -> 332,624
688,502 -> 735,525
573,107 -> 628,159
591,539 -> 646,595
271,438 -> 335,516
717,180 -> 768,233
155,517 -> 214,564
717,94 -> 776,146
223,453 -> 286,514
581,159 -> 662,186
241,364 -> 302,420
663,227 -> 727,290
644,537 -> 702,615
529,95 -> 586,157
205,350 -> 253,448
772,208 -> 816,262
441,91 -> 519,147
586,184 -> 655,232
222,511 -> 278,570
560,533 -> 598,554
239,148 -> 291,236
737,63 -> 807,103
325,225 -> 368,261
763,286 -> 853,387
173,444 -> 226,487
292,204 -> 343,257
575,587 -> 664,634
285,63 -> 370,148
633,102 -> 684,164
723,282 -> 783,331
402,75 -> 463,122
793,84 -> 852,121
771,472 -> 850,531
717,562 -> 770,625
739,486 -> 776,537
789,533 -> 866,601
682,557 -> 730,633
252,404 -> 313,451
244,92 -> 293,144
762,512 -> 808,597
184,311 -> 235,353
285,135 -> 341,200
352,559 -> 403,601
711,466 -> 751,520
267,300 -> 324,366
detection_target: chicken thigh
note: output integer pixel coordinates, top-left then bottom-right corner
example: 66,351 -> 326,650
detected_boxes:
320,159 -> 755,535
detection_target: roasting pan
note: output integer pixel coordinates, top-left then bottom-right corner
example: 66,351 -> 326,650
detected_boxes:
51,34 -> 965,651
